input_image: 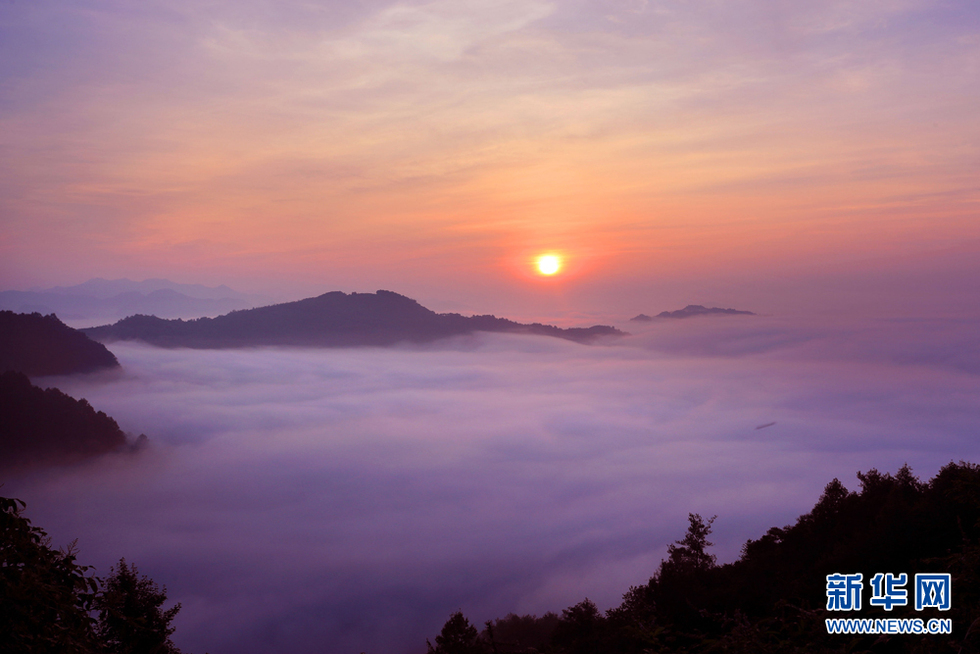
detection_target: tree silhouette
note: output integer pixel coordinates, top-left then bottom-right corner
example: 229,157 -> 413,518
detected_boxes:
0,497 -> 100,654
426,464 -> 980,653
664,513 -> 717,573
428,611 -> 484,654
94,559 -> 183,654
553,599 -> 606,654
1,496 -> 191,654
483,612 -> 560,652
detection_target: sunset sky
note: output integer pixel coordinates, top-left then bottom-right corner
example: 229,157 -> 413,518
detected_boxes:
2,0 -> 978,319
4,5 -> 980,651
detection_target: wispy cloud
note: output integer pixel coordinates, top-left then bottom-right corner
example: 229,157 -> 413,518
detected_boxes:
2,0 -> 978,303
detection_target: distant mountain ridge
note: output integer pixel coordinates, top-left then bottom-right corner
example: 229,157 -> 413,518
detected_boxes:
40,277 -> 248,300
1,278 -> 264,326
631,305 -> 755,321
83,290 -> 624,348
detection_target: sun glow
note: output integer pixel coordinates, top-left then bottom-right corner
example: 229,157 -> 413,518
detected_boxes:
537,254 -> 561,275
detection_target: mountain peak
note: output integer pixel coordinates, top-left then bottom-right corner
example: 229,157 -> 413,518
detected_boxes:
83,290 -> 624,348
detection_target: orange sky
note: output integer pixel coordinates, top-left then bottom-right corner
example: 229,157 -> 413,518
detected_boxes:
2,0 -> 978,320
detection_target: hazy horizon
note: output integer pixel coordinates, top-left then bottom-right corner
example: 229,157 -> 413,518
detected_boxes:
2,1 -> 979,321
6,274 -> 980,332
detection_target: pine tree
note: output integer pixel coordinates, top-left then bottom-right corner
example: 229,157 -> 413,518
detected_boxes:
428,611 -> 484,654
94,559 -> 183,654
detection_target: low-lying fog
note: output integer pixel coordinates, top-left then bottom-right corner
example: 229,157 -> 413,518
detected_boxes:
6,315 -> 980,654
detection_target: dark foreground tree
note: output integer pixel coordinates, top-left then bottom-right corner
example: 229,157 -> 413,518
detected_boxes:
0,496 -> 189,654
664,513 -> 717,573
428,611 -> 485,654
95,559 -> 183,654
484,612 -> 560,652
431,462 -> 980,654
552,599 -> 606,654
0,496 -> 100,654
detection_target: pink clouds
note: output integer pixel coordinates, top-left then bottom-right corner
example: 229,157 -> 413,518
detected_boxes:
1,0 -> 977,317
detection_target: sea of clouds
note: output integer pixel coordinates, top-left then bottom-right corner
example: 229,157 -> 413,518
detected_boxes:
5,314 -> 980,654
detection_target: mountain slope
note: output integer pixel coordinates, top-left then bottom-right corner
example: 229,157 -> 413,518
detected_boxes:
0,311 -> 120,376
0,370 -> 127,471
83,290 -> 624,348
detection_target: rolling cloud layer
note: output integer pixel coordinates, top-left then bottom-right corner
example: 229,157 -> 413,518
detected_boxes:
4,315 -> 980,653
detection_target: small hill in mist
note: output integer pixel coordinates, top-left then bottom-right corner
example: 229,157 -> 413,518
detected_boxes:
83,290 -> 624,348
0,370 -> 127,471
0,311 -> 120,376
631,305 -> 755,321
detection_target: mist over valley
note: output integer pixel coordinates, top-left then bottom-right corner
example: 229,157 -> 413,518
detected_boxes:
5,310 -> 980,653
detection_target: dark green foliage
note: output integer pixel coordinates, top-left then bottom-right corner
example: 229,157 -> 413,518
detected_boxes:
428,611 -> 485,654
0,310 -> 119,377
647,513 -> 719,636
437,462 -> 980,654
665,513 -> 717,572
484,612 -> 560,652
0,496 -> 100,654
0,370 -> 127,471
552,600 -> 605,654
0,497 -> 188,654
95,559 -> 182,654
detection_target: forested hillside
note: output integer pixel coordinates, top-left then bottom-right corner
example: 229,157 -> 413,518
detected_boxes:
0,311 -> 119,377
0,371 -> 127,471
429,462 -> 980,654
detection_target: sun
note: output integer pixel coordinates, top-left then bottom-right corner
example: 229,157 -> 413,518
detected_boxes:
536,254 -> 561,275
